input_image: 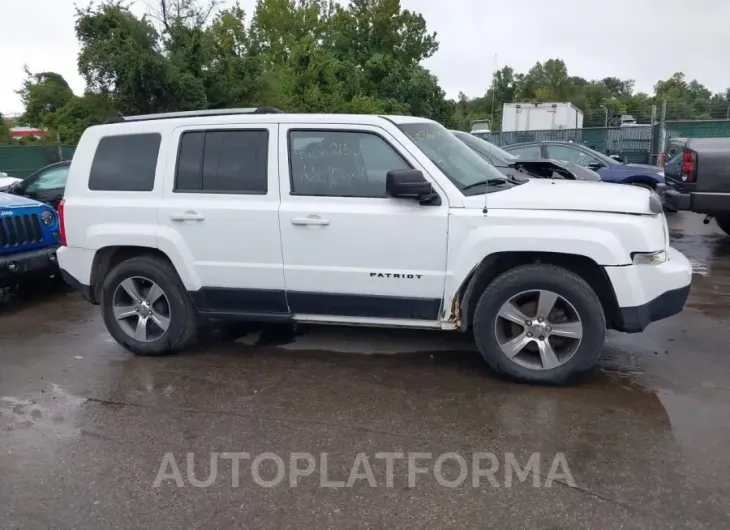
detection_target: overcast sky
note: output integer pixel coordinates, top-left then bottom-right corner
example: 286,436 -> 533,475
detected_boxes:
1,0 -> 729,114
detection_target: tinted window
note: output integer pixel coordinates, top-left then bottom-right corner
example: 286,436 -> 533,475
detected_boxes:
89,134 -> 161,191
175,130 -> 268,194
546,145 -> 598,166
508,145 -> 542,159
25,166 -> 69,193
288,130 -> 410,197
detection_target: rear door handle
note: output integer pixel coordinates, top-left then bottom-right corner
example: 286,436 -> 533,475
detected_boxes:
291,216 -> 330,226
170,211 -> 205,222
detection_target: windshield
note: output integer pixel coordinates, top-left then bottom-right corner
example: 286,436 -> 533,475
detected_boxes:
578,144 -> 620,165
451,131 -> 517,165
398,122 -> 512,193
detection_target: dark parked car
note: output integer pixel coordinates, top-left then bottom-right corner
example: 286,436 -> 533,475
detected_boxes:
659,137 -> 730,235
659,137 -> 689,181
503,140 -> 666,191
0,161 -> 70,210
451,131 -> 601,181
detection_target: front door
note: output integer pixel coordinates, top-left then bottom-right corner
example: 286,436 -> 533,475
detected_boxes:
158,124 -> 287,316
277,124 -> 449,322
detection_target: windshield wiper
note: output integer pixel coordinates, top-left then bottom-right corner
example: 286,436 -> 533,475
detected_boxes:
462,177 -> 514,191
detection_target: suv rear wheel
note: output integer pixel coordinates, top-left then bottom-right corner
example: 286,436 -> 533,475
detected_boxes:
100,256 -> 198,355
472,264 -> 606,385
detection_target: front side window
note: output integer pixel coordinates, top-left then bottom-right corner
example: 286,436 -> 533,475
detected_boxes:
25,166 -> 69,193
175,129 -> 268,194
508,145 -> 542,159
89,133 -> 161,191
398,122 -> 512,193
288,130 -> 410,198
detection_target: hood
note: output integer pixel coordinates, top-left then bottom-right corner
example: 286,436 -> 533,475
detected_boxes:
0,176 -> 21,190
464,179 -> 653,215
0,191 -> 44,209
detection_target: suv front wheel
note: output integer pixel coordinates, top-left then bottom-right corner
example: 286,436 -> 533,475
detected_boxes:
100,256 -> 198,355
472,264 -> 606,385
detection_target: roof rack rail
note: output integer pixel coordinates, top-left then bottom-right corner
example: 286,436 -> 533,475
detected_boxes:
103,107 -> 284,124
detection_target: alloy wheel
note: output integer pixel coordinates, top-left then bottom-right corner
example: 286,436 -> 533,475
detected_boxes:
494,289 -> 583,370
112,276 -> 171,343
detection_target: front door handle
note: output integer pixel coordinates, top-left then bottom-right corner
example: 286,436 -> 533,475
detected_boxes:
291,215 -> 330,226
170,211 -> 205,222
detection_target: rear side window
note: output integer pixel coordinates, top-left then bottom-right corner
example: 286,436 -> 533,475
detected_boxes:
89,133 -> 161,191
175,130 -> 268,194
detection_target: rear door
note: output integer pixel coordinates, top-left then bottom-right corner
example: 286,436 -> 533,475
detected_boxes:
158,124 -> 287,317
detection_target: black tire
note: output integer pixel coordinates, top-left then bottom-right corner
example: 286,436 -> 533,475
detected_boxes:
100,256 -> 198,356
716,215 -> 730,236
472,264 -> 606,385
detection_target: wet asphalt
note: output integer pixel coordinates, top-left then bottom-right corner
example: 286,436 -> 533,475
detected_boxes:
1,212 -> 730,529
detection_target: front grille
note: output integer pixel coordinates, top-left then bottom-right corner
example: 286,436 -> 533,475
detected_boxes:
0,214 -> 45,248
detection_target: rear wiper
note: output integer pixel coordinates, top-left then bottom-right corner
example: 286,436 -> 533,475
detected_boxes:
462,177 -> 513,191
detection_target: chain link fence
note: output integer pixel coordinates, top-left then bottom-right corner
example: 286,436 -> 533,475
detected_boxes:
2,120 -> 730,177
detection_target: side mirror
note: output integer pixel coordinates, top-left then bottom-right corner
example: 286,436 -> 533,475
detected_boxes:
386,169 -> 432,199
7,181 -> 24,194
587,162 -> 605,171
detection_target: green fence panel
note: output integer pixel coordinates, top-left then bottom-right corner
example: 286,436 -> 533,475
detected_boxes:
665,120 -> 730,141
0,145 -> 75,179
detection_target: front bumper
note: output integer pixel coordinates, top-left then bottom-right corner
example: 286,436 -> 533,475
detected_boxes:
605,247 -> 692,333
0,245 -> 61,285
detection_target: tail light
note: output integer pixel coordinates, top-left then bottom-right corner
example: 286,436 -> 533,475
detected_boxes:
681,150 -> 697,182
58,199 -> 67,246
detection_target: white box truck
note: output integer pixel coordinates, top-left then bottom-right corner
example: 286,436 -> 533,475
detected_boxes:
502,102 -> 583,132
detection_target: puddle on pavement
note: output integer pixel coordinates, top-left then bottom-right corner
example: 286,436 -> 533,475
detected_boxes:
0,381 -> 86,452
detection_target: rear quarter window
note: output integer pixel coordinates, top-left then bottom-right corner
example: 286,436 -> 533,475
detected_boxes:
88,133 -> 161,191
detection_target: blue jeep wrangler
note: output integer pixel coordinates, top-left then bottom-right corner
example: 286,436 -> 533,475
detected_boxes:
0,192 -> 62,287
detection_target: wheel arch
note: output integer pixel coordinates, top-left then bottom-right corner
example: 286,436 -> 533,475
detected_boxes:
453,251 -> 621,332
623,175 -> 659,188
89,246 -> 174,304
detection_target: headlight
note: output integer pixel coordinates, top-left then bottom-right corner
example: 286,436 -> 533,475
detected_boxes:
41,210 -> 55,226
632,250 -> 667,265
648,193 -> 663,214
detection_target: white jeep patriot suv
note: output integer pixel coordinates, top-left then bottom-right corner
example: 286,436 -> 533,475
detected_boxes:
57,108 -> 692,384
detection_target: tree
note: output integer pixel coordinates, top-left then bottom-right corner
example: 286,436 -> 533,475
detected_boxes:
75,1 -> 207,115
15,0 -> 730,140
17,70 -> 75,128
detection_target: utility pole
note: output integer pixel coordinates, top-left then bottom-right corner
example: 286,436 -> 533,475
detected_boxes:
490,54 -> 497,130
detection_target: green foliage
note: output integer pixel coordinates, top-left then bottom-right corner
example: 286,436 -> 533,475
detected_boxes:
17,69 -> 75,128
16,0 -> 730,144
458,60 -> 730,131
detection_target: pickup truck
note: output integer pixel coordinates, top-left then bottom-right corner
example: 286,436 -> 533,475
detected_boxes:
659,138 -> 730,234
0,192 -> 62,287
